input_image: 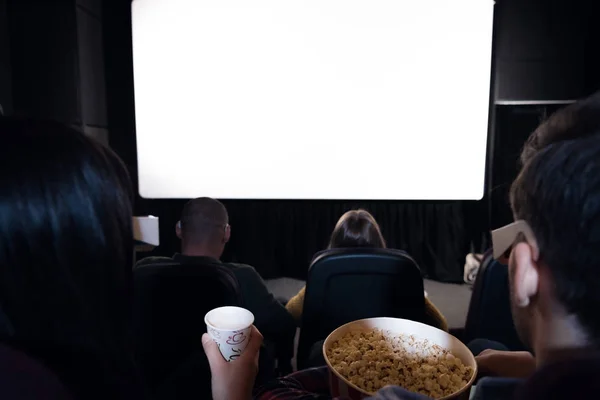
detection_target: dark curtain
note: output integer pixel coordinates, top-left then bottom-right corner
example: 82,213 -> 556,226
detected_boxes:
135,199 -> 488,282
230,200 -> 491,282
489,104 -> 566,230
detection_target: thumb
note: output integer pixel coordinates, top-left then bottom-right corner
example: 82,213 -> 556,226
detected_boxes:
202,333 -> 225,369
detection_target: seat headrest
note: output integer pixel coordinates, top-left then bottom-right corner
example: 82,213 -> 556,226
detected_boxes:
310,247 -> 416,266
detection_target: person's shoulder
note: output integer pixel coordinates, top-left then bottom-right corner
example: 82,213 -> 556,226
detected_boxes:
222,262 -> 258,273
222,262 -> 265,283
134,256 -> 174,269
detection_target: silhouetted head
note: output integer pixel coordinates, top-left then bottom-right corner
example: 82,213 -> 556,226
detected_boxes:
328,209 -> 386,249
176,197 -> 230,259
500,135 -> 600,353
0,118 -> 139,398
495,92 -> 600,354
520,91 -> 600,166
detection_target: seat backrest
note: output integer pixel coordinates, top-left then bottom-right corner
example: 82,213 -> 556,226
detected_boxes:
297,248 -> 425,368
132,261 -> 242,392
464,251 -> 527,351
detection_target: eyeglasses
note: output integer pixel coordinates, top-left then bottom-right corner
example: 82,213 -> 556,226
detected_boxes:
491,220 -> 538,264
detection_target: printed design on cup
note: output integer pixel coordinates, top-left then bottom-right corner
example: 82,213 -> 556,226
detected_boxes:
225,331 -> 247,346
229,347 -> 243,361
208,327 -> 221,339
224,330 -> 247,361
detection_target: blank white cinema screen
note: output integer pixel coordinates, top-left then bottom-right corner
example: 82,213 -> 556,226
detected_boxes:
131,0 -> 494,200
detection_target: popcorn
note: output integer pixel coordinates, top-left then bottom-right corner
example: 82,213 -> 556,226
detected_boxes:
326,329 -> 473,399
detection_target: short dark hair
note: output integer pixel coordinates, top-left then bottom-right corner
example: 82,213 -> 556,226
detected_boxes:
328,209 -> 386,249
0,118 -> 139,398
180,197 -> 229,243
521,91 -> 600,166
511,136 -> 600,341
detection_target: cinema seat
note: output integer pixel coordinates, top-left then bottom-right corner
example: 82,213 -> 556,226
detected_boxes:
133,261 -> 242,399
297,248 -> 426,369
464,253 -> 527,351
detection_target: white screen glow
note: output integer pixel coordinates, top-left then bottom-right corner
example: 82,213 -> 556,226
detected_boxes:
131,0 -> 494,200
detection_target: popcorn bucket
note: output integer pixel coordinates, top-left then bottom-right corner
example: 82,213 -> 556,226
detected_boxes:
323,318 -> 477,400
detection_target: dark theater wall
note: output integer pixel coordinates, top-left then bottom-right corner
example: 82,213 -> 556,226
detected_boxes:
488,0 -> 599,229
7,0 -> 80,123
75,0 -> 109,145
0,0 -> 11,116
4,0 -> 108,143
494,0 -> 597,102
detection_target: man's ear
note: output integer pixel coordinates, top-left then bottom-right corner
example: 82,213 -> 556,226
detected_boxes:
223,225 -> 231,244
512,242 -> 540,308
176,221 -> 182,239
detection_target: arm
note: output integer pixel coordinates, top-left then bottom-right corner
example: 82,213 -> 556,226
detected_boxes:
235,266 -> 297,373
476,350 -> 536,379
285,286 -> 306,326
234,266 -> 297,339
423,298 -> 449,332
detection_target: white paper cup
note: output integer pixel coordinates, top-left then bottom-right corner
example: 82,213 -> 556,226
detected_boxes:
205,306 -> 255,362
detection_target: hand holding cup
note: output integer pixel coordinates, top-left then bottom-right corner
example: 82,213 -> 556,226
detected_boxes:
202,307 -> 262,400
204,306 -> 255,362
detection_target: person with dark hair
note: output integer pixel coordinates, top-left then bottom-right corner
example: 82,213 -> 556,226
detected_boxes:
137,197 -> 296,373
520,91 -> 600,166
0,118 -> 265,400
327,209 -> 387,249
286,209 -> 448,331
0,118 -> 143,399
487,135 -> 600,398
475,91 -> 600,380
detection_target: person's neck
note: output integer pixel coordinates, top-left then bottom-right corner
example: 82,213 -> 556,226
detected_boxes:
181,246 -> 222,260
532,312 -> 591,367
